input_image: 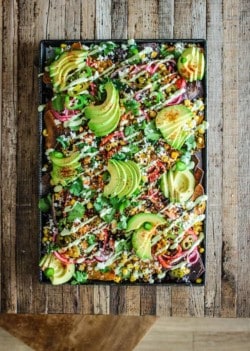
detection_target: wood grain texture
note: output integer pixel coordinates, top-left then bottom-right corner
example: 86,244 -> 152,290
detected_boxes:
221,0 -> 239,317
204,0 -> 223,317
0,0 -> 249,316
237,0 -> 250,318
0,314 -> 156,351
134,318 -> 250,351
1,0 -> 18,313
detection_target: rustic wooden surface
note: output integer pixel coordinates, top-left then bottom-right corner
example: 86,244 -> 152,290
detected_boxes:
0,316 -> 250,351
0,0 -> 249,317
0,314 -> 156,351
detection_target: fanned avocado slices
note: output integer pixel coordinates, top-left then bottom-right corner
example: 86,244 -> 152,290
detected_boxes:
156,105 -> 194,150
85,82 -> 121,137
177,47 -> 205,82
49,50 -> 87,92
160,168 -> 195,203
127,213 -> 166,260
103,160 -> 141,198
39,253 -> 75,285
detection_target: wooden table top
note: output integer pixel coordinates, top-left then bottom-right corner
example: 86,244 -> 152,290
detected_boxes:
0,0 -> 249,317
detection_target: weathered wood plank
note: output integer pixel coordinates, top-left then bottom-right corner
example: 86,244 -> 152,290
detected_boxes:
0,0 -> 18,313
95,0 -> 112,39
173,0 -> 192,38
221,0 -> 239,318
62,286 -> 81,314
204,0 -> 223,317
158,0 -> 174,39
237,0 -> 250,318
125,286 -> 141,316
109,286 -> 126,314
65,0 -> 82,39
111,0 -> 128,39
80,0 -> 96,40
93,285 -> 110,314
79,286 -> 95,314
127,0 -> 159,39
0,0 -> 3,312
174,0 -> 206,38
140,286 -> 156,315
156,286 -> 172,316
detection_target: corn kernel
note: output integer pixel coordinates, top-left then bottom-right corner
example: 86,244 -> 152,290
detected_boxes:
171,151 -> 179,159
199,247 -> 205,254
130,275 -> 137,282
195,278 -> 202,284
114,276 -> 121,283
151,51 -> 158,59
70,199 -> 76,205
161,155 -> 169,163
54,193 -> 60,200
87,202 -> 93,209
184,99 -> 191,107
42,129 -> 48,137
60,43 -> 67,48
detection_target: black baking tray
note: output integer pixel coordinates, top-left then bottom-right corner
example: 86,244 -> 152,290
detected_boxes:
38,39 -> 207,286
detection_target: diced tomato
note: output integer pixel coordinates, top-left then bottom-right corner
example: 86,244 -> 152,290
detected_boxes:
175,77 -> 187,89
100,131 -> 124,146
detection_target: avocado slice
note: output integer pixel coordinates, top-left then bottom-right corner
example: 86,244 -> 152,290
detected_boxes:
39,253 -> 75,285
51,162 -> 80,186
156,105 -> 193,150
103,160 -> 121,197
88,104 -> 121,137
86,89 -> 119,124
117,162 -> 135,198
127,212 -> 166,232
132,227 -> 154,260
173,169 -> 195,203
84,82 -> 118,118
167,169 -> 177,202
160,173 -> 169,198
177,47 -> 205,82
49,50 -> 87,92
126,160 -> 141,190
50,151 -> 82,167
167,168 -> 195,203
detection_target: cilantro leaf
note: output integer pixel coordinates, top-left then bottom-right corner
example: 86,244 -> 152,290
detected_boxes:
144,121 -> 161,141
67,202 -> 85,222
71,271 -> 88,285
68,178 -> 83,196
124,99 -> 140,116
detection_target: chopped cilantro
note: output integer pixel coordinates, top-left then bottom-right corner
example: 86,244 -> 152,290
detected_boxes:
67,202 -> 85,222
38,195 -> 51,213
124,125 -> 137,136
68,178 -> 83,196
71,271 -> 88,285
144,121 -> 161,141
124,99 -> 140,116
115,239 -> 131,253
